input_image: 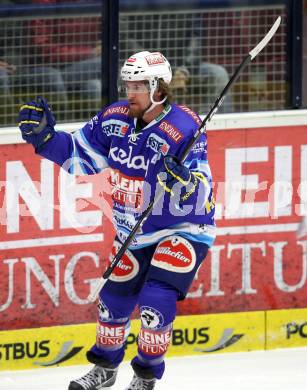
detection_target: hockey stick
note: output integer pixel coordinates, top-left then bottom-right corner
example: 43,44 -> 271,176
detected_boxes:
88,16 -> 281,302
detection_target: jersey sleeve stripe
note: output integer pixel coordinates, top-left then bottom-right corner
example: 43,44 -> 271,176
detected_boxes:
73,129 -> 109,172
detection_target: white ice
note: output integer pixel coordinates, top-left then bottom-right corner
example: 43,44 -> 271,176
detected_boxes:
0,347 -> 306,390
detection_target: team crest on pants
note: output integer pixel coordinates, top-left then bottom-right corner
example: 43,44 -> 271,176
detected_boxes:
151,236 -> 196,273
108,240 -> 139,282
97,298 -> 112,321
140,306 -> 164,329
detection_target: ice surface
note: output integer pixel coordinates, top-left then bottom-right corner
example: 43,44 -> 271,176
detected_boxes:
0,348 -> 306,390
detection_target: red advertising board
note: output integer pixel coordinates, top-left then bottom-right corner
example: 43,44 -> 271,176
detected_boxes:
0,123 -> 306,330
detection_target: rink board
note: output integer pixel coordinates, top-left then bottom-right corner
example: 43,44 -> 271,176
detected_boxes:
1,111 -> 307,331
1,308 -> 307,371
266,308 -> 307,349
0,111 -> 307,372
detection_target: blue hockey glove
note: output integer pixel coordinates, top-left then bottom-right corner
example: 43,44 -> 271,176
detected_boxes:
18,97 -> 56,152
157,155 -> 208,202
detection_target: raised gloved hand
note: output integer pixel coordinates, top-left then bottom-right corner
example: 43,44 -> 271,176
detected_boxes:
157,155 -> 208,202
18,97 -> 56,152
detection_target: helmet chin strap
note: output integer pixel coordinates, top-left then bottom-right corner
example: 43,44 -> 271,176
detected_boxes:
143,78 -> 167,115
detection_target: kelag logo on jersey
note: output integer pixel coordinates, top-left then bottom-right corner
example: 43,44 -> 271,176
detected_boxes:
109,146 -> 151,172
102,119 -> 129,137
146,133 -> 170,156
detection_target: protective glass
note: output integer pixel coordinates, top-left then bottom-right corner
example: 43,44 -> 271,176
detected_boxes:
118,81 -> 150,94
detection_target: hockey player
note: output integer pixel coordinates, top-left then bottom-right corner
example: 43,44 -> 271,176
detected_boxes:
18,51 -> 216,390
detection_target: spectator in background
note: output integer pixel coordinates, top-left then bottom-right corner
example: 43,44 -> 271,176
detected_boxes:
0,60 -> 16,106
120,12 -> 233,115
163,15 -> 233,114
18,0 -> 102,119
0,0 -> 18,121
184,18 -> 233,113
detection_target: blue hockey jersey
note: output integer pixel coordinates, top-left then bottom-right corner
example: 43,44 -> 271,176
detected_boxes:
39,101 -> 216,249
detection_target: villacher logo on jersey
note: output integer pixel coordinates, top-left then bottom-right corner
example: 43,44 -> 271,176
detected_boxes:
151,236 -> 196,273
108,240 -> 139,282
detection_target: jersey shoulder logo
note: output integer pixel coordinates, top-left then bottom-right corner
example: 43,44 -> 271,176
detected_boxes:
101,119 -> 129,137
146,133 -> 170,156
158,120 -> 183,143
178,105 -> 202,125
103,105 -> 129,118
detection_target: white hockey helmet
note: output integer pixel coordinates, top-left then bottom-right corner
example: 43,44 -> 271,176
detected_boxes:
121,51 -> 172,108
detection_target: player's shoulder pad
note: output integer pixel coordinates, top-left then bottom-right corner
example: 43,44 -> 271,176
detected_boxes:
101,100 -> 130,120
157,103 -> 201,144
176,104 -> 202,127
81,101 -> 130,133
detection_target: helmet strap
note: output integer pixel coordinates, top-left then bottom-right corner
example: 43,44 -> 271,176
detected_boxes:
143,78 -> 167,115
